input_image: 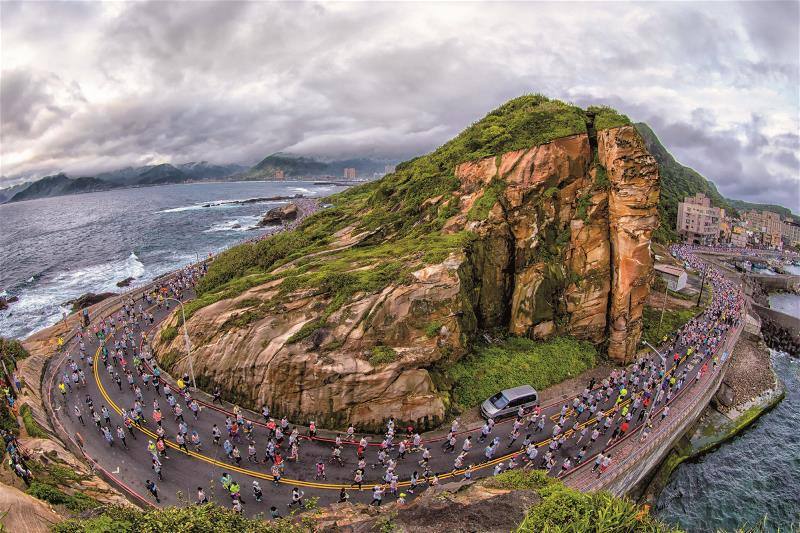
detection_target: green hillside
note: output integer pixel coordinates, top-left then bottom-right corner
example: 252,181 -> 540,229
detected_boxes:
726,198 -> 794,218
634,123 -> 734,242
635,122 -> 796,242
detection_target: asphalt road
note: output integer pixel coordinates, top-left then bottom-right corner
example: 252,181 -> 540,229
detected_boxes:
47,281 -> 734,516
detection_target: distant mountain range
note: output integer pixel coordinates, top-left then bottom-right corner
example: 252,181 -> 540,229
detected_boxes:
244,152 -> 394,180
0,161 -> 247,203
0,155 -> 394,204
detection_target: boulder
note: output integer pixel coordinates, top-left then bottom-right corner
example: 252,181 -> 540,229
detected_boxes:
68,292 -> 116,313
257,203 -> 299,226
116,277 -> 135,288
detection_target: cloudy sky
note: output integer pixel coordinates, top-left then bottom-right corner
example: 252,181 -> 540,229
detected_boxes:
1,1 -> 798,210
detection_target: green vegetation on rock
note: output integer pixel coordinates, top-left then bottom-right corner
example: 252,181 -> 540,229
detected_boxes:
27,481 -> 99,513
641,306 -> 698,346
588,105 -> 632,131
188,95 -> 600,319
160,326 -> 178,343
20,403 -> 48,438
518,479 -> 681,532
369,346 -> 398,366
52,503 -> 305,533
447,336 -> 597,409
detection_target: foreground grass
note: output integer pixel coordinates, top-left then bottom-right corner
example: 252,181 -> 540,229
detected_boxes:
52,503 -> 306,533
447,336 -> 597,410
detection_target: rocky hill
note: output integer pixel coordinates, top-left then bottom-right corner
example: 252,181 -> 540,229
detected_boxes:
153,95 -> 660,430
6,173 -> 111,202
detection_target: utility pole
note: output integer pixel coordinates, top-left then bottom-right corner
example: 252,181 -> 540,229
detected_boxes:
166,298 -> 197,390
696,266 -> 708,307
657,280 -> 668,341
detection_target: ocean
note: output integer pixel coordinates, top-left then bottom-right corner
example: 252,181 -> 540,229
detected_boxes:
655,350 -> 799,531
0,181 -> 347,339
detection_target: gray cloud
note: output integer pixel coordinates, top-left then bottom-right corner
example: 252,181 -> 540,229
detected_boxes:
1,1 -> 798,211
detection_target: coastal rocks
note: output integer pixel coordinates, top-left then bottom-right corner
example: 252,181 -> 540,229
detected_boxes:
67,292 -> 116,312
257,203 -> 299,226
116,277 -> 135,288
760,317 -> 800,356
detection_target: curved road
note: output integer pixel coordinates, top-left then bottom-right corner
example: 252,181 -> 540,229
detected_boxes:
46,253 -> 743,515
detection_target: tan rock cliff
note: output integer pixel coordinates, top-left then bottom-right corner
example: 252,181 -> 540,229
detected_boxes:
154,124 -> 659,429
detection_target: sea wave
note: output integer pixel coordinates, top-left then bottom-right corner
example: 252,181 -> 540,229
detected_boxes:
203,216 -> 262,233
0,252 -> 146,338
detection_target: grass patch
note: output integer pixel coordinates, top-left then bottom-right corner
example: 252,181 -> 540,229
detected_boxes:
20,404 -> 48,438
286,319 -> 327,344
484,469 -> 555,490
519,481 -> 681,532
448,336 -> 596,409
160,326 -> 178,343
641,306 -> 698,346
588,105 -> 632,131
27,481 -> 101,513
467,180 -> 505,221
369,346 -> 398,367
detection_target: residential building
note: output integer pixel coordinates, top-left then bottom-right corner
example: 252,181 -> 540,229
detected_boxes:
384,165 -> 396,175
676,193 -> 722,245
730,226 -> 748,248
343,167 -> 357,180
782,218 -> 800,247
274,169 -> 285,180
761,211 -> 783,241
654,263 -> 688,291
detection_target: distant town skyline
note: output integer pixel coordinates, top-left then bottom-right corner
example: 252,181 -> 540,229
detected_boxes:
1,2 -> 798,210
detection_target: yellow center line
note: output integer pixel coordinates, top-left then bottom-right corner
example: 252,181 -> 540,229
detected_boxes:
86,307 -> 693,490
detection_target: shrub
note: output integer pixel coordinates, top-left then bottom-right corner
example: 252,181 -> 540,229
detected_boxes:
518,483 -> 681,532
52,503 -> 304,533
160,326 -> 178,343
425,322 -> 443,338
641,306 -> 698,346
369,346 -> 398,367
27,481 -> 100,513
20,403 -> 48,438
0,398 -> 19,435
448,336 -> 596,409
0,336 -> 28,372
484,469 -> 555,490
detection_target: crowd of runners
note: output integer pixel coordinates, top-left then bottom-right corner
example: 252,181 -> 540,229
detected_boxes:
50,246 -> 744,514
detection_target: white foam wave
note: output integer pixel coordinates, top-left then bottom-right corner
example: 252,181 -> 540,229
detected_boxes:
290,187 -> 312,194
0,252 -> 147,339
203,216 -> 262,233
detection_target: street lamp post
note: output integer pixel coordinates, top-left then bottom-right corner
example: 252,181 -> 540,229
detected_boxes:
641,339 -> 666,366
166,297 -> 197,390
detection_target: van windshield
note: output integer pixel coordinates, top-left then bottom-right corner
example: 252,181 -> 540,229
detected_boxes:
489,392 -> 509,409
